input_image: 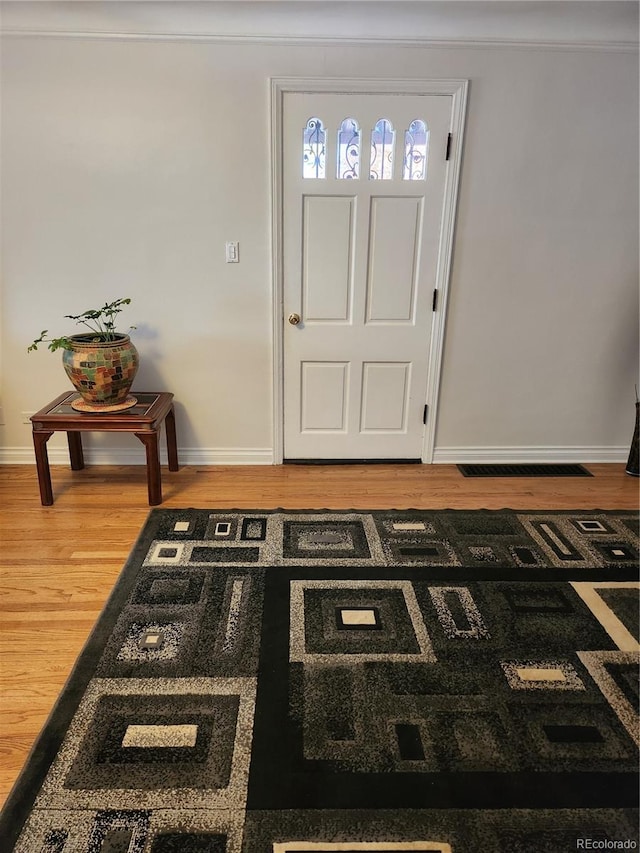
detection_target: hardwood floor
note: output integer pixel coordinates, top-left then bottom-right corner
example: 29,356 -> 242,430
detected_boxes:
0,461 -> 637,808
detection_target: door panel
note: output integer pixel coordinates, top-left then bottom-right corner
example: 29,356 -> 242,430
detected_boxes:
303,196 -> 354,322
301,362 -> 349,432
360,362 -> 411,432
283,91 -> 452,459
366,197 -> 422,323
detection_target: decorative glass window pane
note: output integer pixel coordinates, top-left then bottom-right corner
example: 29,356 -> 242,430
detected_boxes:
370,119 -> 395,180
303,117 -> 326,179
403,119 -> 429,181
336,118 -> 360,179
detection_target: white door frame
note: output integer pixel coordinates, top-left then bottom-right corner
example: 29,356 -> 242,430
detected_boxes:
270,77 -> 468,464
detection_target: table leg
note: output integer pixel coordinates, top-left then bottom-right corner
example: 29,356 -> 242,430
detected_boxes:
136,431 -> 162,505
67,432 -> 85,470
165,405 -> 179,471
32,431 -> 54,506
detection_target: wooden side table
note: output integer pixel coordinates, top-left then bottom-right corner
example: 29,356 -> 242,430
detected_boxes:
30,391 -> 179,506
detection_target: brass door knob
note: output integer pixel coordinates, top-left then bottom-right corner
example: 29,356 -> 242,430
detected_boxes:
288,313 -> 301,325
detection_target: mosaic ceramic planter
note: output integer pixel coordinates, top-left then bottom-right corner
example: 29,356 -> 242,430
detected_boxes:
62,334 -> 139,409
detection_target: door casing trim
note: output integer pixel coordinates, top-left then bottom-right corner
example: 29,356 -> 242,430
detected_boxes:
270,77 -> 469,464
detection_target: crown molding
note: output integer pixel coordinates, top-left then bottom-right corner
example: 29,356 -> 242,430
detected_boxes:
1,29 -> 637,53
2,0 -> 636,52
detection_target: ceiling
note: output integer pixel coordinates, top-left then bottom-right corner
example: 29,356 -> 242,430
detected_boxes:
0,1 -> 637,47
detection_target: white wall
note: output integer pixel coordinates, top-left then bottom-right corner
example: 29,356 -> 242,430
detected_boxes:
1,11 -> 638,464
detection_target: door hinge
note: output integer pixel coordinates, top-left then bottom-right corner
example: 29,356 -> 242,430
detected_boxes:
423,404 -> 428,425
432,289 -> 438,311
445,132 -> 452,161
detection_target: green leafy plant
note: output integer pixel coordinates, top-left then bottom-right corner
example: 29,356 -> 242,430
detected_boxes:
28,298 -> 136,352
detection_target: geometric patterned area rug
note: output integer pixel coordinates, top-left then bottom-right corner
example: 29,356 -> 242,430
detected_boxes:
1,508 -> 639,853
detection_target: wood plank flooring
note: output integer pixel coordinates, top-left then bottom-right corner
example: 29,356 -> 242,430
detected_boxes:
0,462 -> 637,808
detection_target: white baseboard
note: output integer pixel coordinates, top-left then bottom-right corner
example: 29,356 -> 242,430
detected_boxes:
432,446 -> 629,464
0,445 -> 628,466
0,446 -> 275,465
178,448 -> 274,465
0,447 -> 52,465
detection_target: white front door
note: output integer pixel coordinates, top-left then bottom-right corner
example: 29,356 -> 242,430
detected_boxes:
278,85 -> 464,460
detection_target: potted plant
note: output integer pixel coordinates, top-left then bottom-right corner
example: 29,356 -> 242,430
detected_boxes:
29,297 -> 139,412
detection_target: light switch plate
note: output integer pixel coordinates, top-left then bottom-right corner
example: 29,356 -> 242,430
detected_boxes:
225,241 -> 239,263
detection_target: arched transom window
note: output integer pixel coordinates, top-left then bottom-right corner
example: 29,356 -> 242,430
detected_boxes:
303,117 -> 326,179
403,119 -> 429,181
302,116 -> 429,181
369,119 -> 395,181
336,118 -> 360,179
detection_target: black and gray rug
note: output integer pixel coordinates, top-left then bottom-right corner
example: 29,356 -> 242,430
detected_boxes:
2,508 -> 639,852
